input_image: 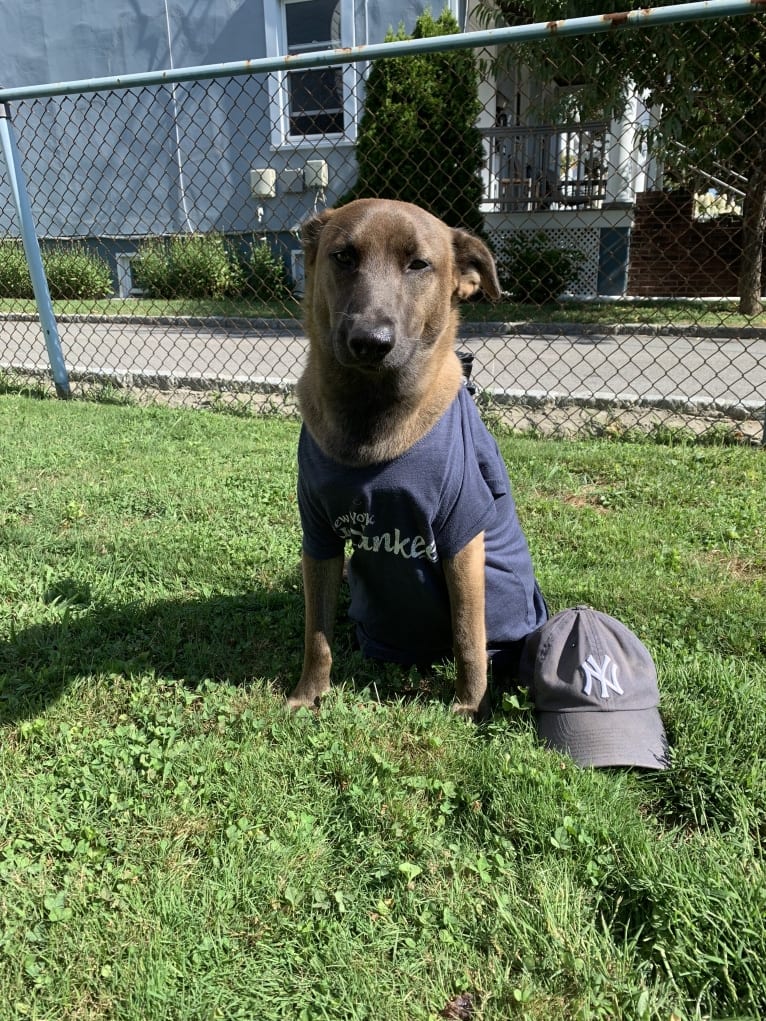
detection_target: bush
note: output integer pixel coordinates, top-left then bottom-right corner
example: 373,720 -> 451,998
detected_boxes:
246,241 -> 290,302
43,246 -> 113,300
128,240 -> 169,298
132,234 -> 244,299
0,241 -> 112,300
0,240 -> 34,299
497,232 -> 585,304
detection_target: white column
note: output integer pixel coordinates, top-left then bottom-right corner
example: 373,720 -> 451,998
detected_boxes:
603,91 -> 641,207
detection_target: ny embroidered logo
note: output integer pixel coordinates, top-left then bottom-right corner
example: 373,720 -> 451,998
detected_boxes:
580,654 -> 625,699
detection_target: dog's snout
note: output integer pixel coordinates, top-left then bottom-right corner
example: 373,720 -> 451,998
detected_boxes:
347,325 -> 395,365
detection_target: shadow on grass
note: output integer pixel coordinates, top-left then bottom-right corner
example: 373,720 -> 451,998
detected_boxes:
0,587 -> 312,723
0,583 -> 461,724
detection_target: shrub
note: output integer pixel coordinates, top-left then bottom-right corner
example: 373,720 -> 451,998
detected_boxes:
341,9 -> 486,235
497,232 -> 585,304
132,234 -> 244,299
43,246 -> 113,300
0,241 -> 112,300
246,241 -> 290,302
169,235 -> 243,299
129,240 -> 169,298
0,240 -> 34,299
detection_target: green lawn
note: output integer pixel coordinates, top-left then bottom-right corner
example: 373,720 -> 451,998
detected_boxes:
0,395 -> 764,1020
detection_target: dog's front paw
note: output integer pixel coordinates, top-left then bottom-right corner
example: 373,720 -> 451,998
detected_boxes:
286,677 -> 330,712
286,693 -> 321,712
452,694 -> 490,724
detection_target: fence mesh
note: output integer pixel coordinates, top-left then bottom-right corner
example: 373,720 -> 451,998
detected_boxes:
0,8 -> 764,443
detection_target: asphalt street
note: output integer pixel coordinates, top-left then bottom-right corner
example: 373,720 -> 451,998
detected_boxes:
1,317 -> 764,414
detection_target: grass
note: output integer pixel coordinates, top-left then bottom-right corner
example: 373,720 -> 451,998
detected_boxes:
0,297 -> 304,320
469,297 -> 766,329
0,395 -> 764,1020
1,296 -> 765,328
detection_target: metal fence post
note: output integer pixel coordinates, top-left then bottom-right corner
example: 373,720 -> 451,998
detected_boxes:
0,101 -> 70,398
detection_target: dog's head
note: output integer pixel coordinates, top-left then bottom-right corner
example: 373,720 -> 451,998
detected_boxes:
300,199 -> 500,377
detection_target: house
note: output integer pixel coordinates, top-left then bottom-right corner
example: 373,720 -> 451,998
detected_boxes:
0,0 -> 654,297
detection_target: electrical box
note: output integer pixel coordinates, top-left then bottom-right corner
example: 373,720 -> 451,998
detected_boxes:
304,159 -> 329,190
249,167 -> 276,198
281,168 -> 306,194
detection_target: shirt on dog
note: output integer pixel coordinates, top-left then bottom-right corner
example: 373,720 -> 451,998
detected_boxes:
298,384 -> 546,666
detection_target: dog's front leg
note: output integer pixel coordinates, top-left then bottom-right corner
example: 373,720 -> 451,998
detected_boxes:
288,552 -> 344,710
443,532 -> 489,721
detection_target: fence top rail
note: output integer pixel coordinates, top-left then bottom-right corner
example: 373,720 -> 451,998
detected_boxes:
0,0 -> 763,103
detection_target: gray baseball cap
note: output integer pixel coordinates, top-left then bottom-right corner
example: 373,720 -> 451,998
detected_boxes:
521,605 -> 670,769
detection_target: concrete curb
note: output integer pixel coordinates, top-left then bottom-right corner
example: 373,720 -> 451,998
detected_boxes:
2,360 -> 763,422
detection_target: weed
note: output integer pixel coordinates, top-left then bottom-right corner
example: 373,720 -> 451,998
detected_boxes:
0,239 -> 34,298
246,240 -> 291,302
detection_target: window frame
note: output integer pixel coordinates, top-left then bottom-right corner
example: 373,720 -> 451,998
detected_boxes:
265,0 -> 358,150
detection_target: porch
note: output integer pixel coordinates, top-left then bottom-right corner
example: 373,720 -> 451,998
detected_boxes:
480,121 -> 610,213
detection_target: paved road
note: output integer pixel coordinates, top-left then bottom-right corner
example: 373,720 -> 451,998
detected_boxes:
463,329 -> 766,412
2,316 -> 765,414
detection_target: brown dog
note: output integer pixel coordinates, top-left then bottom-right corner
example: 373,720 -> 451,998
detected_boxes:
288,199 -> 546,719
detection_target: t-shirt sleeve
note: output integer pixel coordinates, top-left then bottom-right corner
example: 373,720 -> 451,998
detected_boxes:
432,395 -> 500,559
297,435 -> 345,561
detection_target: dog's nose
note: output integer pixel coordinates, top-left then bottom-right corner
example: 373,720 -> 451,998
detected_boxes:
347,326 -> 395,364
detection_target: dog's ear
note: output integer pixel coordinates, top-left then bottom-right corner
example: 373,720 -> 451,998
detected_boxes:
301,209 -> 334,269
451,229 -> 501,302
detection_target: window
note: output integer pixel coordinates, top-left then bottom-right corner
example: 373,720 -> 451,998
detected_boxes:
285,0 -> 343,136
266,0 -> 356,146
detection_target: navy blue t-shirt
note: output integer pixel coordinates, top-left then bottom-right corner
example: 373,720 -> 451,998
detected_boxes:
298,385 -> 546,665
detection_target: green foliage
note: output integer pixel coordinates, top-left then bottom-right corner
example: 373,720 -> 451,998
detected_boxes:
42,245 -> 113,300
132,233 -> 244,299
342,9 -> 486,234
246,240 -> 291,302
0,397 -> 765,1019
477,0 -> 766,312
478,0 -> 762,136
0,240 -> 34,299
131,235 -> 292,303
127,238 -> 167,297
0,241 -> 112,300
497,231 -> 585,303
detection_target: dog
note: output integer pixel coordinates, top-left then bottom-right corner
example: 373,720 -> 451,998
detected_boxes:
288,199 -> 546,720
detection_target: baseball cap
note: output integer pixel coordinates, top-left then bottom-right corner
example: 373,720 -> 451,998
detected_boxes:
520,605 -> 670,769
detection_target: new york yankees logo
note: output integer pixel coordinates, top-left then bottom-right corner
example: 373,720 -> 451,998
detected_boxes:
580,654 -> 625,699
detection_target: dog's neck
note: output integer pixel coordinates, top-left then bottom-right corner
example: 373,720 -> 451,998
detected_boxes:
298,352 -> 463,467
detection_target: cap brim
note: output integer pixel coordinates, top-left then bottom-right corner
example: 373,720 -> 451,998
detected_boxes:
536,707 -> 670,770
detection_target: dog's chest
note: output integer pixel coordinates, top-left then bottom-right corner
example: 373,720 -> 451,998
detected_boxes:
299,425 -> 450,564
298,387 -> 505,566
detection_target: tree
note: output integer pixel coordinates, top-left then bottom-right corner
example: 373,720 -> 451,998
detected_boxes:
341,9 -> 486,235
478,1 -> 766,314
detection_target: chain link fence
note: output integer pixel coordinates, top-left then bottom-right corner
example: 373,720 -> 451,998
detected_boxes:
0,4 -> 764,443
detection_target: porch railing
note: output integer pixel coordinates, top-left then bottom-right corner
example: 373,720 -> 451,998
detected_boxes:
481,121 -> 610,213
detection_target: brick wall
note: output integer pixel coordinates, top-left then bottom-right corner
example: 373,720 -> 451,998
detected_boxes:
626,190 -> 758,298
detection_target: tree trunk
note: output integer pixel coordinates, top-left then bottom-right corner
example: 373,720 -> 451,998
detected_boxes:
738,154 -> 766,316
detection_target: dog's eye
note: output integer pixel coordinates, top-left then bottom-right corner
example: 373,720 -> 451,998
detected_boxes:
407,258 -> 431,273
331,248 -> 356,269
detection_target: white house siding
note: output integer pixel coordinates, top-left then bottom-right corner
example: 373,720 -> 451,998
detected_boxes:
0,0 -> 461,239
